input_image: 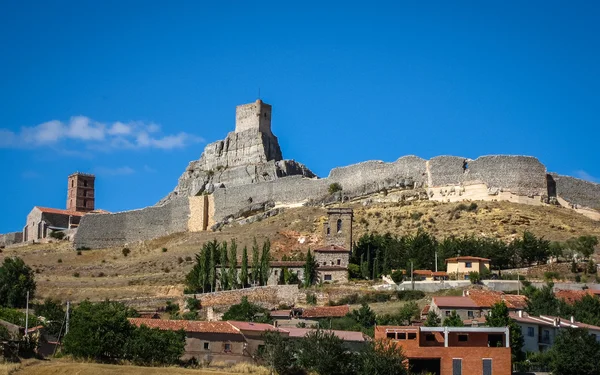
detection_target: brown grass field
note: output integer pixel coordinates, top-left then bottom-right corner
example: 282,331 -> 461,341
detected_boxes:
0,199 -> 598,306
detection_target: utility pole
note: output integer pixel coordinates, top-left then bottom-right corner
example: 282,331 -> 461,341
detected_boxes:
25,291 -> 29,336
66,301 -> 70,335
517,274 -> 521,296
435,252 -> 438,273
411,261 -> 414,291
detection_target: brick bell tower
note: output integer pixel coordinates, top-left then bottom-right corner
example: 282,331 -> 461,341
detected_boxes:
67,172 -> 95,212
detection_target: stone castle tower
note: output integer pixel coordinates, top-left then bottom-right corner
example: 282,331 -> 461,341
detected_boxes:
67,172 -> 95,212
323,208 -> 354,250
235,99 -> 273,135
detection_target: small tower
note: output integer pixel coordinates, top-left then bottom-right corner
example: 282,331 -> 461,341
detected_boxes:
235,99 -> 272,135
67,172 -> 95,212
323,208 -> 354,250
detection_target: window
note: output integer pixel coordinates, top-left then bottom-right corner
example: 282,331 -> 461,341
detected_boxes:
445,311 -> 451,317
274,270 -> 278,276
324,274 -> 332,281
204,342 -> 209,350
483,359 -> 492,375
71,180 -> 74,187
398,333 -> 406,340
426,334 -> 436,341
527,327 -> 535,337
224,343 -> 231,352
465,262 -> 472,268
407,332 -> 417,340
83,180 -> 88,187
467,311 -> 474,318
83,190 -> 87,197
458,334 -> 468,342
488,334 -> 503,347
330,261 -> 334,266
386,332 -> 396,339
337,219 -> 342,233
326,226 -> 330,235
452,359 -> 462,375
337,259 -> 341,266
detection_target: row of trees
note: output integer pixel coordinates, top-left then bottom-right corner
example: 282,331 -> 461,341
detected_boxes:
351,231 -> 598,280
185,239 -> 271,293
0,257 -> 36,308
525,282 -> 600,326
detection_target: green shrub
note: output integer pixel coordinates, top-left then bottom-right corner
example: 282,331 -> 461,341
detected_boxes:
544,271 -> 561,281
57,258 -> 62,263
306,293 -> 317,305
328,183 -> 342,194
391,269 -> 404,283
122,248 -> 131,257
162,248 -> 168,253
396,290 -> 425,301
469,271 -> 481,284
73,272 -> 80,278
410,212 -> 423,221
49,231 -> 65,240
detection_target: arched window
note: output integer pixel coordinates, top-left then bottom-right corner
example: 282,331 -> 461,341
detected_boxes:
337,219 -> 342,233
326,225 -> 331,236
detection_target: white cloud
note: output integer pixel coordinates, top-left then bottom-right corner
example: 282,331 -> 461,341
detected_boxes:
0,117 -> 203,151
574,170 -> 599,183
94,166 -> 136,176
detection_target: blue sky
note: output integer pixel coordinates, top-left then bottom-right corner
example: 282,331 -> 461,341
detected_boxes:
1,1 -> 599,233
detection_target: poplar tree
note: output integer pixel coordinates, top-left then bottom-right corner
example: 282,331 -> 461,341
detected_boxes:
198,244 -> 208,292
260,239 -> 271,286
208,243 -> 216,292
220,241 -> 229,290
240,246 -> 249,288
251,238 -> 260,286
304,250 -> 317,287
229,240 -> 238,289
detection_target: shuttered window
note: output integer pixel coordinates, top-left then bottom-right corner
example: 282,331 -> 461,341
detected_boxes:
483,359 -> 492,375
452,358 -> 462,375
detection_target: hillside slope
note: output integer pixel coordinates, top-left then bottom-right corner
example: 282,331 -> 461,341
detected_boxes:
2,200 -> 598,305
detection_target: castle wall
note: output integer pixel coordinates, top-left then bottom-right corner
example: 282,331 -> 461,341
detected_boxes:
188,195 -> 215,232
74,197 -> 190,249
0,232 -> 23,247
550,173 -> 600,210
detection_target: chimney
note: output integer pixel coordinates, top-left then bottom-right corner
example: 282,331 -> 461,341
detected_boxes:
518,310 -> 523,318
570,316 -> 575,323
553,318 -> 559,327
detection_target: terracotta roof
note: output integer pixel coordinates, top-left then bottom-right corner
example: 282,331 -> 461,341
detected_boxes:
555,289 -> 588,304
432,271 -> 448,276
445,256 -> 490,263
463,317 -> 487,326
421,305 -> 430,315
228,321 -> 282,332
314,245 -> 349,252
270,261 -> 305,267
285,328 -> 368,342
466,290 -> 527,309
301,305 -> 349,318
413,270 -> 433,276
128,318 -> 240,334
35,206 -> 86,217
432,296 -> 479,309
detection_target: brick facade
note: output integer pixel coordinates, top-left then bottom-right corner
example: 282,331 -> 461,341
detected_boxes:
67,172 -> 95,212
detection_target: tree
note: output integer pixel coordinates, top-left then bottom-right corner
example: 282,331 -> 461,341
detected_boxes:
549,328 -> 600,375
443,310 -> 464,327
251,238 -> 260,286
424,311 -> 441,327
229,240 -> 238,289
571,295 -> 600,326
0,324 -> 11,341
468,271 -> 481,284
296,329 -> 353,375
34,299 -> 65,337
208,243 -> 217,292
221,296 -> 271,323
351,303 -> 376,328
397,302 -> 420,325
219,241 -> 229,290
240,245 -> 249,288
125,324 -> 186,365
575,236 -> 599,260
486,301 -> 524,361
260,239 -> 271,286
526,284 -> 559,316
357,340 -> 409,375
303,250 -> 317,287
587,259 -> 596,274
0,257 -> 36,308
63,300 -> 137,360
261,331 -> 304,375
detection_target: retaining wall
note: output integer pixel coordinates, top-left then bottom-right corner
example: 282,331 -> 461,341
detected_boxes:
184,285 -> 299,308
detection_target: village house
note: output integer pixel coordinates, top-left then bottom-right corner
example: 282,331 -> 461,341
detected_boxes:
285,327 -> 369,351
408,269 -> 449,281
272,305 -> 350,328
375,325 -> 511,375
429,289 -> 527,322
445,256 -> 491,280
509,311 -> 600,353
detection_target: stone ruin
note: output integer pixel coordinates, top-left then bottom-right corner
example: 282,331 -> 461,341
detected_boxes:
72,100 -> 600,249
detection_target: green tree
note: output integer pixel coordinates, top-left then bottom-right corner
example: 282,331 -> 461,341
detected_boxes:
34,299 -> 65,337
587,259 -> 596,274
357,339 -> 409,375
443,310 -> 464,327
251,238 -> 260,286
468,271 -> 481,284
219,241 -> 229,290
351,303 -> 376,328
549,328 -> 600,375
125,324 -> 186,365
424,311 -> 441,327
526,284 -> 559,316
260,239 -> 271,286
240,245 -> 249,288
63,300 -> 137,361
486,301 -> 524,361
229,240 -> 238,289
208,243 -> 217,292
0,307 -> 39,328
397,301 -> 420,325
221,296 -> 271,323
571,295 -> 600,326
0,257 -> 36,308
0,324 -> 10,341
261,331 -> 303,375
296,329 -> 353,375
576,236 -> 599,260
303,249 -> 317,287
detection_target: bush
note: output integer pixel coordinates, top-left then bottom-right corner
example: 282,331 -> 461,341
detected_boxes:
73,272 -> 80,277
49,231 -> 65,240
544,271 -> 561,281
306,293 -> 317,305
76,250 -> 82,256
57,258 -> 62,263
391,269 -> 404,283
162,248 -> 168,253
185,256 -> 192,262
396,290 -> 425,301
328,183 -> 342,194
177,257 -> 184,264
348,263 -> 361,279
122,248 -> 131,257
469,271 -> 481,284
410,212 -> 423,221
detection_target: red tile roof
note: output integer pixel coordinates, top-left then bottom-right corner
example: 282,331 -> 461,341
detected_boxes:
285,327 -> 368,342
466,290 -> 527,310
421,305 -> 430,315
445,256 -> 490,263
301,305 -> 350,318
413,270 -> 433,276
314,245 -> 349,252
555,289 -> 589,304
269,261 -> 305,267
432,271 -> 449,276
228,321 -> 281,332
128,318 -> 240,334
432,296 -> 479,309
35,206 -> 86,216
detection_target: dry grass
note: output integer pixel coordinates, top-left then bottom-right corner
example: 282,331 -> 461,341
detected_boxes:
1,200 -> 598,306
12,360 -> 269,375
0,362 -> 22,375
